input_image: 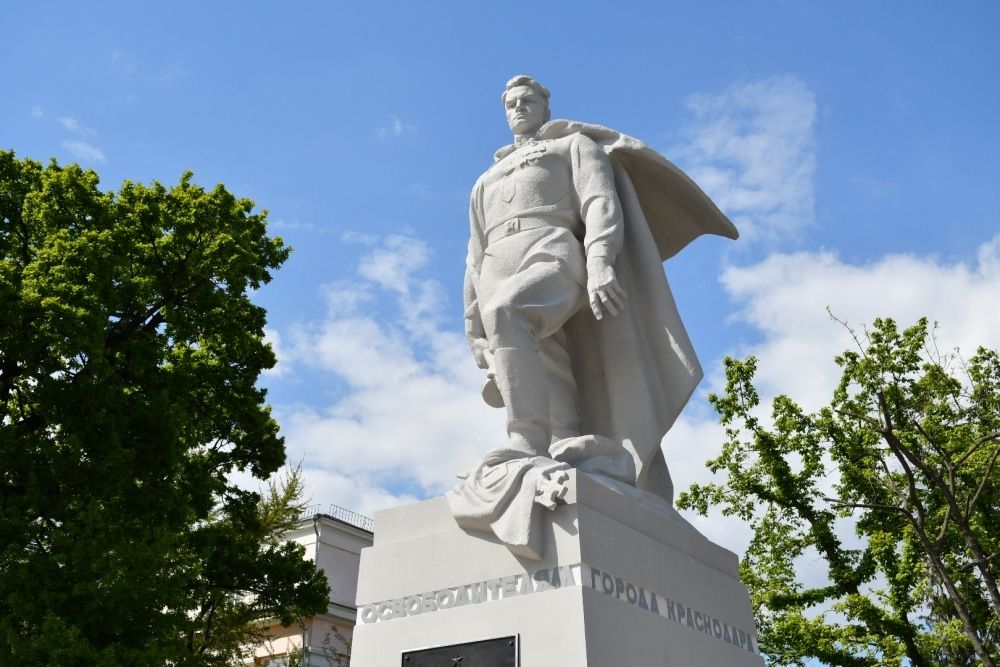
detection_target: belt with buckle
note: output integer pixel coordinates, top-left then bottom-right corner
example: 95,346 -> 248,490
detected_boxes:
485,216 -> 572,246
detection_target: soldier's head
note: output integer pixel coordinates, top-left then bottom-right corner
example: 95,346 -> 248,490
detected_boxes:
502,75 -> 551,137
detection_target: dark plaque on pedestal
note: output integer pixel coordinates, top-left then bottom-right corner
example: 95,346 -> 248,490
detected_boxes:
401,635 -> 518,666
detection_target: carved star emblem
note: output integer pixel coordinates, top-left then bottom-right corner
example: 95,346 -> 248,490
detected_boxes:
451,655 -> 464,665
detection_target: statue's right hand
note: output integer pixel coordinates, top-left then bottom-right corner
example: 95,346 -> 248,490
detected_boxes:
587,257 -> 628,320
470,337 -> 491,369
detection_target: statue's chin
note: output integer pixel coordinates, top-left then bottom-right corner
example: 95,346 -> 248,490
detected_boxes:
509,121 -> 543,137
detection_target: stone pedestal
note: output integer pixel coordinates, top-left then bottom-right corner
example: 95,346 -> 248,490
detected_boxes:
350,470 -> 764,666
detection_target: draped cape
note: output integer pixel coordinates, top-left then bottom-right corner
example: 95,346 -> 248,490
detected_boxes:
535,120 -> 737,501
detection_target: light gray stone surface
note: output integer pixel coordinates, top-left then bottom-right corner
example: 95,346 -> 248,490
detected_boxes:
351,470 -> 764,666
447,75 -> 738,554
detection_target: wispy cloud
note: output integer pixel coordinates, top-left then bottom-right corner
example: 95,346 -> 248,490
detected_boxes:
59,116 -> 81,132
110,49 -> 137,76
156,65 -> 183,87
55,114 -> 104,162
109,48 -> 180,90
30,106 -> 44,119
269,219 -> 331,235
59,116 -> 97,138
406,184 -> 467,204
850,175 -> 899,198
374,115 -> 414,140
262,329 -> 290,378
341,230 -> 379,246
674,75 -> 817,242
62,140 -> 106,163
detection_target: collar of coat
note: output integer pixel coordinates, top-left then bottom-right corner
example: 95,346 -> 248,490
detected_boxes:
491,118 -> 739,261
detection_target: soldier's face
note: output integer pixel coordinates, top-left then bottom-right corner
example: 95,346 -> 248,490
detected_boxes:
504,86 -> 547,136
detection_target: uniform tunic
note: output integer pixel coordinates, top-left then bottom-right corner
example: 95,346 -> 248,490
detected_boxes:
464,132 -> 625,352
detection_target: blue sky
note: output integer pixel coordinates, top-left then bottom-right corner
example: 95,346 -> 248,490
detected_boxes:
3,2 -> 999,553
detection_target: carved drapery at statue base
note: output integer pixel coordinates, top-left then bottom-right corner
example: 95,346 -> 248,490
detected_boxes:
350,470 -> 764,666
445,434 -> 641,559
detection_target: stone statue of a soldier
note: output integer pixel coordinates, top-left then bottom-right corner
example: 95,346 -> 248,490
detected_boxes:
447,75 -> 737,557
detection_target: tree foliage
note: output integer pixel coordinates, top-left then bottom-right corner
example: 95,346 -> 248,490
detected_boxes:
678,317 -> 999,666
186,466 -> 329,664
0,151 -> 328,664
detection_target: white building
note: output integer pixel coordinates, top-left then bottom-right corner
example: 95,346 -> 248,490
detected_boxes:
253,506 -> 373,666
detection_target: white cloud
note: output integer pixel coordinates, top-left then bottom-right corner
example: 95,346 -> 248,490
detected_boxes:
850,175 -> 899,198
262,328 -> 289,378
273,235 -> 504,516
270,219 -> 323,233
59,116 -> 97,138
978,235 -> 1000,277
674,75 -> 817,242
59,116 -> 81,132
357,234 -> 429,294
110,49 -> 137,76
31,106 -> 44,119
61,140 -> 106,163
721,238 -> 1000,409
341,230 -> 379,246
374,115 -> 414,140
58,115 -> 103,162
406,184 -> 467,204
298,468 -> 420,519
156,66 -> 182,86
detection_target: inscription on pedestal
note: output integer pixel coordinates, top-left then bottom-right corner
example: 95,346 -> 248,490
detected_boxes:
402,635 -> 517,666
360,562 -> 758,655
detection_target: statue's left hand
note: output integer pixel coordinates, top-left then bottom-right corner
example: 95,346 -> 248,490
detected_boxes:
587,257 -> 628,320
469,336 -> 491,369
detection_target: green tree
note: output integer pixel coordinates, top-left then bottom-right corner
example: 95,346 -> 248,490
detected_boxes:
679,317 -> 999,666
186,465 -> 329,664
0,151 -> 329,664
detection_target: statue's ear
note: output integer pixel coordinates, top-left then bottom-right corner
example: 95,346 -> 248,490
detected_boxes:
544,107 -> 552,123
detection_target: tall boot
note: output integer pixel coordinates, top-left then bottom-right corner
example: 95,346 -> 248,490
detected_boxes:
539,331 -> 581,443
491,346 -> 551,457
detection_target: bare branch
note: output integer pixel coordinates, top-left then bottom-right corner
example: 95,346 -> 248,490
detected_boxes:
955,430 -> 1000,467
823,496 -> 910,515
914,421 -> 950,470
827,307 -> 866,353
832,406 -> 881,427
935,503 -> 952,547
966,436 -> 1000,516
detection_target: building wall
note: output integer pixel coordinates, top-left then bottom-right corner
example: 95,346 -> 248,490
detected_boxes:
252,512 -> 372,666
